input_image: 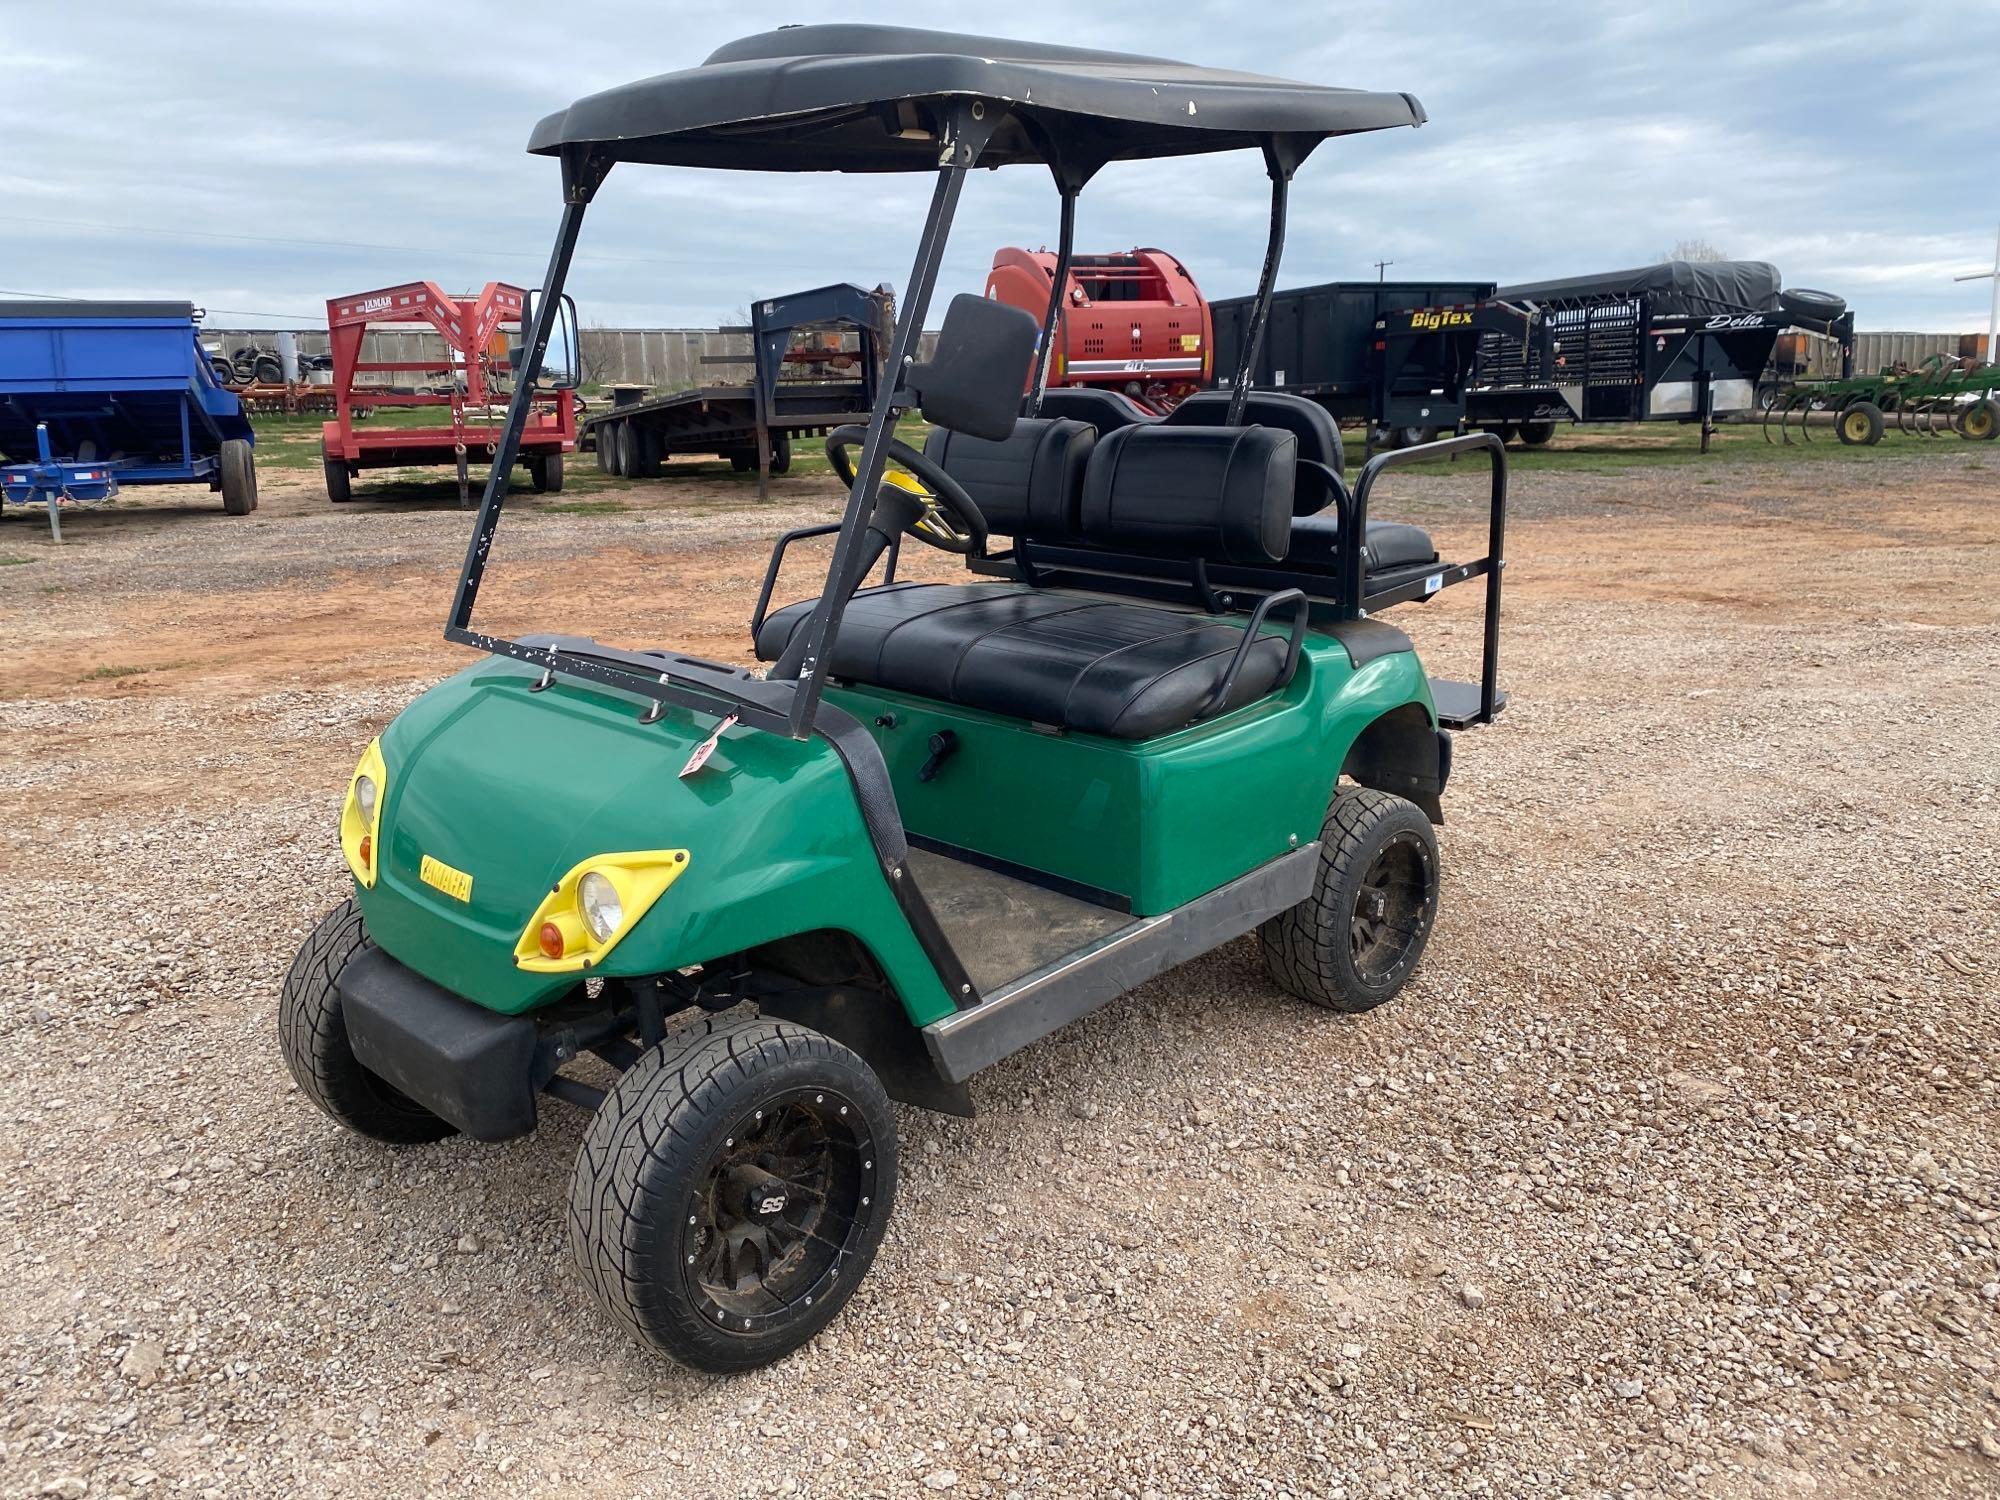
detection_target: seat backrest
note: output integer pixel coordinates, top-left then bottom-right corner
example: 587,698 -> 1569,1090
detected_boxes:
1030,386 -> 1160,436
1079,424 -> 1296,564
1163,390 -> 1344,511
923,417 -> 1095,540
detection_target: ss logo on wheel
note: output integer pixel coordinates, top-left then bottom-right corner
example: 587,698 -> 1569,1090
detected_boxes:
759,1195 -> 787,1215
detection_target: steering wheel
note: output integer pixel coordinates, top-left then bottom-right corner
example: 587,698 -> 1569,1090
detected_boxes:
825,425 -> 988,556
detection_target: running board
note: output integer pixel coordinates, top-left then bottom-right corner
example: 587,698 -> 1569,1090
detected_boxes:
1430,677 -> 1507,730
920,844 -> 1319,1084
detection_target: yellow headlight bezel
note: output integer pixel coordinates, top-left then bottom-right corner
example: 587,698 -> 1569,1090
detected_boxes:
513,849 -> 691,974
340,738 -> 387,888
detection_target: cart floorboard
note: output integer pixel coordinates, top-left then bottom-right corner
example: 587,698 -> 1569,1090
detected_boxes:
906,846 -> 1135,994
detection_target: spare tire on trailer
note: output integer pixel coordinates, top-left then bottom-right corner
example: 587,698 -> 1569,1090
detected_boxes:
527,452 -> 565,493
324,456 -> 353,504
1779,288 -> 1846,323
219,438 -> 258,515
1516,420 -> 1556,448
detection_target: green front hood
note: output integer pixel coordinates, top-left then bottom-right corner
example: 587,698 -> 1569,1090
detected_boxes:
354,657 -> 948,1019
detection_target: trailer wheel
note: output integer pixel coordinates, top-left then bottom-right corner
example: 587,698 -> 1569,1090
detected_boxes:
1392,425 -> 1438,450
628,427 -> 662,480
1260,787 -> 1439,1014
219,439 -> 258,515
727,448 -> 754,473
567,1013 -> 897,1371
768,430 -> 792,476
323,457 -> 353,504
527,453 -> 565,493
592,427 -> 610,473
278,900 -> 456,1145
1959,398 -> 1999,441
1515,421 -> 1556,448
1837,401 -> 1885,446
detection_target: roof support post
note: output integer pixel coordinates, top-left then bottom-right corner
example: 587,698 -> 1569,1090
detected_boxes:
445,187 -> 593,638
1226,139 -> 1297,425
775,99 -> 1000,736
1026,186 -> 1078,416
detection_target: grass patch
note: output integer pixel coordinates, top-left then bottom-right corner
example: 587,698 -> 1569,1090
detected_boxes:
0,555 -> 31,566
82,664 -> 150,681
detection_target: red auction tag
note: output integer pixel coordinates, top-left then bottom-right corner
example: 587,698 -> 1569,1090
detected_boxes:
679,713 -> 739,778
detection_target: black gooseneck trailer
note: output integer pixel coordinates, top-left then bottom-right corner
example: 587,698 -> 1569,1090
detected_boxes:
1215,260 -> 1855,453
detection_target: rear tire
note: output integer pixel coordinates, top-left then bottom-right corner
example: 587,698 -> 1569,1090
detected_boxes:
323,456 -> 353,504
1515,420 -> 1556,448
568,1013 -> 897,1371
253,356 -> 284,386
1958,398 -> 1998,441
628,427 -> 662,480
768,430 -> 792,476
278,900 -> 456,1145
1837,400 -> 1885,446
1260,788 -> 1440,1014
727,448 -> 754,473
527,452 -> 565,492
593,426 -> 610,472
219,438 -> 258,515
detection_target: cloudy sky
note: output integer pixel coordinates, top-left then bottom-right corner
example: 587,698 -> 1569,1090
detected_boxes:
5,1 -> 1995,333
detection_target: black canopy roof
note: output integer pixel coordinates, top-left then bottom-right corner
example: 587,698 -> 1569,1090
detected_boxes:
1498,261 -> 1782,317
528,25 -> 1425,175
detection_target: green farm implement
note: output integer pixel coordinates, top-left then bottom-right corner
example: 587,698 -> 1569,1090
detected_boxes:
1765,352 -> 2000,446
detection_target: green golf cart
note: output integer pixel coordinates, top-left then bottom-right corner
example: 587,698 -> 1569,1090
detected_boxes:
280,25 -> 1508,1372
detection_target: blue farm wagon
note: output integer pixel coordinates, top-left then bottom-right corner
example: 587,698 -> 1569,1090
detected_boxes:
0,300 -> 257,539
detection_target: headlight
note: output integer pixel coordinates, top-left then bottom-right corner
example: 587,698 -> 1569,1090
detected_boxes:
578,870 -> 623,943
341,739 -> 388,889
513,849 -> 690,974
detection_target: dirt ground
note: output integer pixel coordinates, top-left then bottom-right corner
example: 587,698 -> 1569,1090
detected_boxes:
1,438 -> 1996,1498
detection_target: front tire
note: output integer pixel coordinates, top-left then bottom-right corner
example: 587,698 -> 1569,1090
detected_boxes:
1959,398 -> 1998,441
568,1014 -> 897,1372
1260,788 -> 1440,1013
1515,420 -> 1556,448
278,900 -> 456,1144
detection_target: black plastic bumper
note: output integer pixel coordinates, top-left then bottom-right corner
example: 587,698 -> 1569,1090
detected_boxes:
338,947 -> 541,1142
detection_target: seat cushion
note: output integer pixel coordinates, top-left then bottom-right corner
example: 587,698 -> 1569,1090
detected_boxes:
922,417 -> 1093,540
1165,391 -> 1345,503
755,582 -> 1289,740
1080,423 -> 1295,564
1287,515 -> 1438,573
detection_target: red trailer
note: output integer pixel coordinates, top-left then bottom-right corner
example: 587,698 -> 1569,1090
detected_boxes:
985,246 -> 1210,412
319,281 -> 576,503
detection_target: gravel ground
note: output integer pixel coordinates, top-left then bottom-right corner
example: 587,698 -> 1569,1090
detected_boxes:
1,444 -> 1996,1497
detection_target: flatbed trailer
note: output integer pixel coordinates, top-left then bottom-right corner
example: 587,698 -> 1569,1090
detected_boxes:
0,300 -> 257,539
319,281 -> 576,505
1213,279 -> 1533,452
581,283 -> 888,498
